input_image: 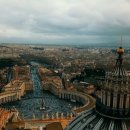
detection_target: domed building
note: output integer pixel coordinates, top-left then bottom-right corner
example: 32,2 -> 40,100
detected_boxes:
65,47 -> 130,130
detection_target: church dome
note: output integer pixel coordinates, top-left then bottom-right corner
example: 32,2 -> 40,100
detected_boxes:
65,109 -> 130,130
65,47 -> 130,130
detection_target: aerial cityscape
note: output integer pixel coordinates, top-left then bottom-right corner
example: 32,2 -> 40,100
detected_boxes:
0,0 -> 130,130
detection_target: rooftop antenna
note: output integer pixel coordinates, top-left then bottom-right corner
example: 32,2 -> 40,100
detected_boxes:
120,35 -> 125,47
121,36 -> 123,47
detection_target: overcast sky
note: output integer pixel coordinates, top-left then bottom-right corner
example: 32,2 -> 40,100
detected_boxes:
0,0 -> 130,45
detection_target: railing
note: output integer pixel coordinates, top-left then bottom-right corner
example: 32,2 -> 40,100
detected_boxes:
96,100 -> 130,119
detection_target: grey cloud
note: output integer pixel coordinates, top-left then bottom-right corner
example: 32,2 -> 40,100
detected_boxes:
0,0 -> 130,44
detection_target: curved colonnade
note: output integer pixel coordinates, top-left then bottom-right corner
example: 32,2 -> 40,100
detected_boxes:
0,92 -> 19,104
58,90 -> 95,114
0,80 -> 33,105
42,83 -> 95,115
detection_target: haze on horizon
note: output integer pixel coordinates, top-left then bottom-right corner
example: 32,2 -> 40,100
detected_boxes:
0,0 -> 130,45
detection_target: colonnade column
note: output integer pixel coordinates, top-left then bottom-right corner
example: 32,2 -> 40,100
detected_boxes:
125,94 -> 129,109
113,93 -> 117,108
119,94 -> 124,109
107,91 -> 111,107
102,90 -> 106,105
100,90 -> 103,102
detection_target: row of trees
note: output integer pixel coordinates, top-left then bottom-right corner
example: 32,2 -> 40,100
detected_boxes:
70,66 -> 105,84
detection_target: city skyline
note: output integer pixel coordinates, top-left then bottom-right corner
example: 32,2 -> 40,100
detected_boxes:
0,0 -> 130,44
